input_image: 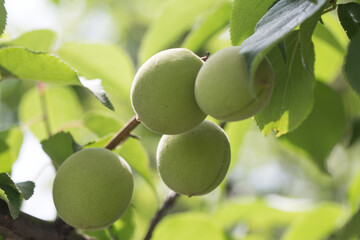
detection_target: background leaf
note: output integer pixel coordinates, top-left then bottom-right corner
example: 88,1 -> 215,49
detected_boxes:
138,0 -> 218,64
215,198 -> 301,230
83,111 -> 122,137
116,138 -> 155,192
0,127 -> 23,173
151,212 -> 227,240
230,0 -> 275,46
332,208 -> 360,240
18,86 -> 85,141
337,3 -> 360,39
281,82 -> 347,172
224,119 -> 252,170
57,42 -> 134,111
3,29 -> 56,52
240,0 -> 327,84
182,1 -> 231,52
344,32 -> 360,95
41,131 -> 80,168
255,31 -> 314,136
313,14 -> 347,82
282,203 -> 343,240
0,0 -> 6,36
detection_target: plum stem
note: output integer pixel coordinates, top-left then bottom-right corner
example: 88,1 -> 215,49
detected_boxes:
105,115 -> 141,150
201,52 -> 210,62
143,192 -> 180,240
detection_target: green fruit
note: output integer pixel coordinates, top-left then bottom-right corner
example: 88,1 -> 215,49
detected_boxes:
157,120 -> 230,196
52,148 -> 133,230
131,48 -> 206,135
195,46 -> 274,122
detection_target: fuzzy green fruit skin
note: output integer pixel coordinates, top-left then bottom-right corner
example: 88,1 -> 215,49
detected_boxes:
131,48 -> 206,135
157,120 -> 230,196
52,148 -> 133,230
195,46 -> 274,122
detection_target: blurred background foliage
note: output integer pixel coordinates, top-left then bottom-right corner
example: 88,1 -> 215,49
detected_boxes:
1,0 -> 360,239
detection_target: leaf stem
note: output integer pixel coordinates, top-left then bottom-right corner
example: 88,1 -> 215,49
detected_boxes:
105,115 -> 141,150
37,83 -> 52,138
143,192 -> 180,240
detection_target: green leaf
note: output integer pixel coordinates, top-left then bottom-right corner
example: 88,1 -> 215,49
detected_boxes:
79,78 -> 115,111
19,86 -> 83,140
57,42 -> 134,106
255,31 -> 315,136
344,32 -> 360,96
83,135 -> 112,149
112,207 -> 136,239
282,203 -> 343,240
116,138 -> 155,191
348,165 -> 360,210
299,5 -> 322,74
0,47 -> 80,85
338,3 -> 360,39
333,208 -> 360,240
313,15 -> 347,82
182,2 -> 231,52
224,119 -> 252,170
281,82 -> 347,171
0,0 -> 6,36
152,212 -> 227,240
240,0 -> 328,84
0,173 -> 21,219
3,29 -> 56,52
0,127 -> 23,173
0,47 -> 114,110
83,111 -> 122,138
15,181 -> 35,200
230,0 -> 276,46
138,0 -> 218,64
216,198 -> 300,230
0,102 -> 13,131
277,40 -> 287,63
41,131 -> 80,168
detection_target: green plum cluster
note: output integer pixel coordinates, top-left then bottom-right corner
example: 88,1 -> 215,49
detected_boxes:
131,47 -> 274,196
52,47 -> 274,231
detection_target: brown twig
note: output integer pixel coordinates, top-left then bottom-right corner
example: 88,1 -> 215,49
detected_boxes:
0,201 -> 92,240
104,116 -> 141,150
143,192 -> 180,240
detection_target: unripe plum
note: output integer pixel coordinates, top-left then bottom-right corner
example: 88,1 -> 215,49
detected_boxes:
195,46 -> 274,122
131,48 -> 206,135
52,148 -> 133,230
157,120 -> 230,196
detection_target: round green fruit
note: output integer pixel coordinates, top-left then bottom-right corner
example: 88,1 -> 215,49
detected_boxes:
52,148 -> 134,230
131,48 -> 206,135
195,46 -> 274,122
157,120 -> 230,196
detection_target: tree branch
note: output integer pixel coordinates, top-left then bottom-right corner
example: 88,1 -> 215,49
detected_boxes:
0,201 -> 92,240
105,116 -> 141,150
143,192 -> 180,240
